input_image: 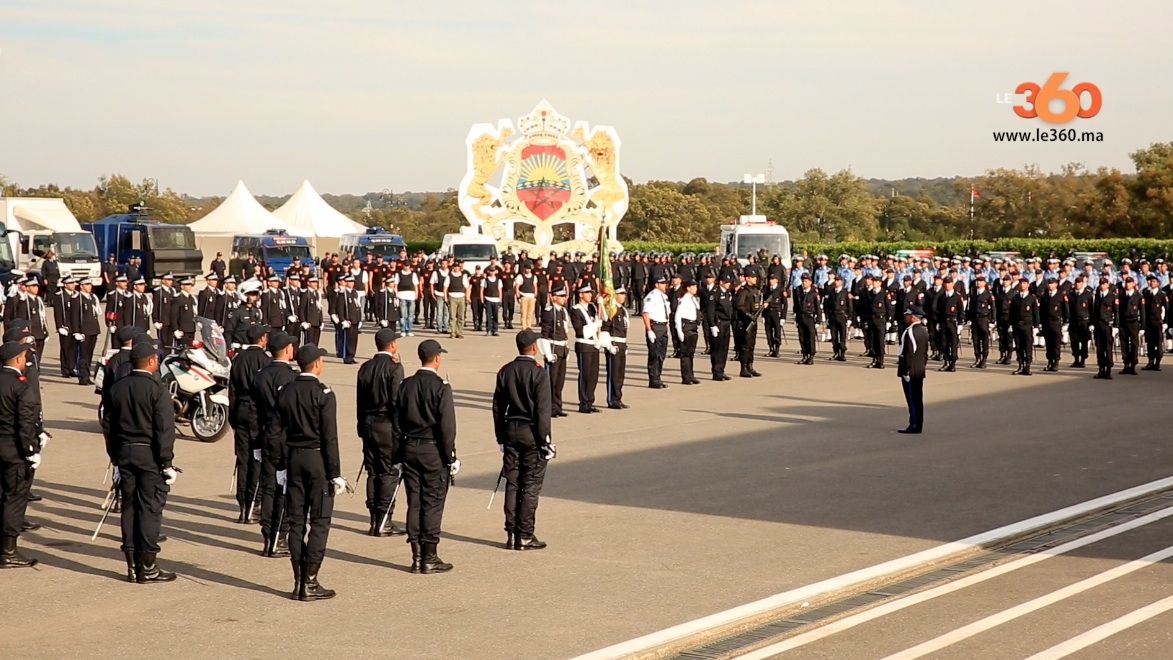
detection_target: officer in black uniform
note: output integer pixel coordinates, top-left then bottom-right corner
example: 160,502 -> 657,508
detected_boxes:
794,273 -> 820,365
299,275 -> 325,347
1117,277 -> 1142,375
995,275 -> 1017,364
253,332 -> 298,558
936,278 -> 964,372
602,287 -> 630,409
152,272 -> 176,345
1067,276 -> 1093,369
493,329 -> 555,550
1009,278 -> 1040,375
229,324 -> 272,523
967,277 -> 995,369
762,274 -> 786,358
53,275 -> 79,378
4,321 -> 46,516
1039,278 -> 1067,372
733,271 -> 765,377
824,275 -> 852,362
277,343 -> 343,601
397,339 -> 458,574
1141,274 -> 1168,371
120,278 -> 152,334
1092,277 -> 1119,379
356,328 -> 406,537
170,277 -> 198,349
707,274 -> 735,379
539,285 -> 570,417
0,341 -> 40,568
73,277 -> 103,385
570,283 -> 602,413
104,341 -> 178,582
228,284 -> 263,348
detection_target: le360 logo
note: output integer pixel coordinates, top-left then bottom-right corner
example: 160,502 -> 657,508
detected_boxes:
1002,72 -> 1102,124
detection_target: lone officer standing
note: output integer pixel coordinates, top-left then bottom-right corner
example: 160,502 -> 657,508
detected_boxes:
277,343 -> 345,601
896,306 -> 929,434
229,324 -> 272,523
397,339 -> 458,574
492,329 -> 555,550
253,332 -> 299,558
0,341 -> 41,568
104,341 -> 178,582
356,328 -> 407,537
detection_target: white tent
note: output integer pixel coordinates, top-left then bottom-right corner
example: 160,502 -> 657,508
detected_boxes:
188,180 -> 309,237
272,179 -> 365,239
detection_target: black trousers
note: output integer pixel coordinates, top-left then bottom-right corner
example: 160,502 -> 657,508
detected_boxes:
679,322 -> 698,382
59,332 -> 77,376
305,325 -> 321,347
502,295 -> 515,326
1013,324 -> 1034,364
547,344 -> 567,414
828,315 -> 847,355
485,301 -> 500,334
576,348 -> 600,408
737,320 -> 756,369
79,334 -> 98,384
1070,320 -> 1091,360
1120,322 -> 1140,367
285,447 -> 333,565
401,439 -> 448,545
763,310 -> 782,352
471,299 -> 484,330
231,404 -> 262,508
259,459 -> 288,540
797,316 -> 816,357
605,344 -> 627,407
972,319 -> 991,360
1145,322 -> 1164,364
117,445 -> 168,554
997,319 -> 1014,354
363,417 -> 399,516
710,322 -> 731,376
901,377 -> 924,432
422,294 -> 436,326
0,455 -> 32,538
502,423 -> 547,538
646,323 -> 668,385
1094,323 -> 1115,368
868,321 -> 886,364
940,322 -> 959,361
1042,324 -> 1063,361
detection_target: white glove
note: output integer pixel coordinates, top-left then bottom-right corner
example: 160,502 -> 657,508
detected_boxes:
163,467 -> 178,485
111,466 -> 121,484
301,322 -> 310,329
174,330 -> 184,338
276,469 -> 287,487
288,315 -> 297,323
342,320 -> 351,329
58,327 -> 69,336
542,444 -> 558,461
545,353 -> 556,364
902,375 -> 911,383
73,333 -> 84,341
38,432 -> 51,449
497,443 -> 505,453
231,342 -> 241,350
1112,327 -> 1119,339
26,453 -> 41,470
449,459 -> 461,476
676,331 -> 685,343
379,320 -> 388,327
608,344 -> 618,355
331,476 -> 348,495
331,314 -> 340,324
710,326 -> 719,337
646,330 -> 656,343
109,325 -> 117,334
252,449 -> 261,461
154,322 -> 162,330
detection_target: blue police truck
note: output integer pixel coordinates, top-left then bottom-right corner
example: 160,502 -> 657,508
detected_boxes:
81,206 -> 203,286
339,227 -> 408,261
230,229 -> 314,279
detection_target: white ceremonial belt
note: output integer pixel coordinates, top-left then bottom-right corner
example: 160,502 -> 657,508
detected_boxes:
575,338 -> 598,344
484,297 -> 501,302
448,293 -> 466,298
612,338 -> 627,343
548,339 -> 567,346
521,293 -> 536,298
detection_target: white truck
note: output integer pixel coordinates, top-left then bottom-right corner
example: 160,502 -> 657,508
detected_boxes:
0,197 -> 102,282
437,226 -> 500,274
719,215 -> 793,268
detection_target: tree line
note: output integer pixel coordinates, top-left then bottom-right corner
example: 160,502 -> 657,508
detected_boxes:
3,142 -> 1171,245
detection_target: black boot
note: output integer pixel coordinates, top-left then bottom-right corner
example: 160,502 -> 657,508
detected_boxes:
271,532 -> 291,558
136,552 -> 176,583
1012,362 -> 1023,375
505,533 -> 515,550
410,542 -> 422,574
247,502 -> 261,524
376,508 -> 405,537
1094,366 -> 1106,379
739,365 -> 753,378
1021,362 -> 1033,376
945,360 -> 955,372
237,503 -> 248,524
123,550 -> 138,582
0,536 -> 37,568
298,562 -> 336,601
261,531 -> 272,557
515,535 -> 547,551
420,543 -> 453,573
290,558 -> 302,599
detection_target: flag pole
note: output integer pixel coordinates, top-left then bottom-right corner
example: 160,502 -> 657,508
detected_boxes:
969,185 -> 976,240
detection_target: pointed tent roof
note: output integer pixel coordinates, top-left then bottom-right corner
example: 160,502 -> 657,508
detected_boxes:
272,180 -> 366,239
188,180 -> 310,237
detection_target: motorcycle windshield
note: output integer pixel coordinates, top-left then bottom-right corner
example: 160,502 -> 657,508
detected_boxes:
196,316 -> 229,366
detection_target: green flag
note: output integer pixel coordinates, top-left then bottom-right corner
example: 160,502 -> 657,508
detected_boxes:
598,229 -> 617,318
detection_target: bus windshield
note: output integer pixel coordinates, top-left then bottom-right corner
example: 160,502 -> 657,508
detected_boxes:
54,232 -> 100,261
736,234 -> 790,258
360,243 -> 404,260
265,245 -> 313,261
0,238 -> 14,267
452,244 -> 498,261
148,225 -> 197,250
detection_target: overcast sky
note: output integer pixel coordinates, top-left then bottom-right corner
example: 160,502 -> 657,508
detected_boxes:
1,0 -> 1168,197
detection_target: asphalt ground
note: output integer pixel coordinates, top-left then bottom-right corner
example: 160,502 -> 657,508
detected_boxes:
3,323 -> 1171,659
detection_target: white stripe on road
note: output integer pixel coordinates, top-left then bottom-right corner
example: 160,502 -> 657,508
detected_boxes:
732,505 -> 1173,659
880,544 -> 1173,660
1023,593 -> 1173,659
570,476 -> 1173,660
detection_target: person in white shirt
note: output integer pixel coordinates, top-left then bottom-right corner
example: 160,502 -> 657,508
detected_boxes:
641,276 -> 671,389
674,280 -> 702,385
394,265 -> 420,336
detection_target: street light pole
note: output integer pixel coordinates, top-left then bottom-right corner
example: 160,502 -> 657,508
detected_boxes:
744,173 -> 765,216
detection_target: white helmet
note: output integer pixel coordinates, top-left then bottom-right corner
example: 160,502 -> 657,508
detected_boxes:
239,279 -> 263,296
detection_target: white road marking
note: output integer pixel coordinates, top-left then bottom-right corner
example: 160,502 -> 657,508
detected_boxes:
1023,593 -> 1173,659
570,476 -> 1173,660
732,505 -> 1173,658
879,544 -> 1173,660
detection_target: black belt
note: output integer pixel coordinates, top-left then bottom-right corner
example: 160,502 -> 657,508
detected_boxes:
404,437 -> 436,444
289,445 -> 322,451
651,321 -> 667,326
